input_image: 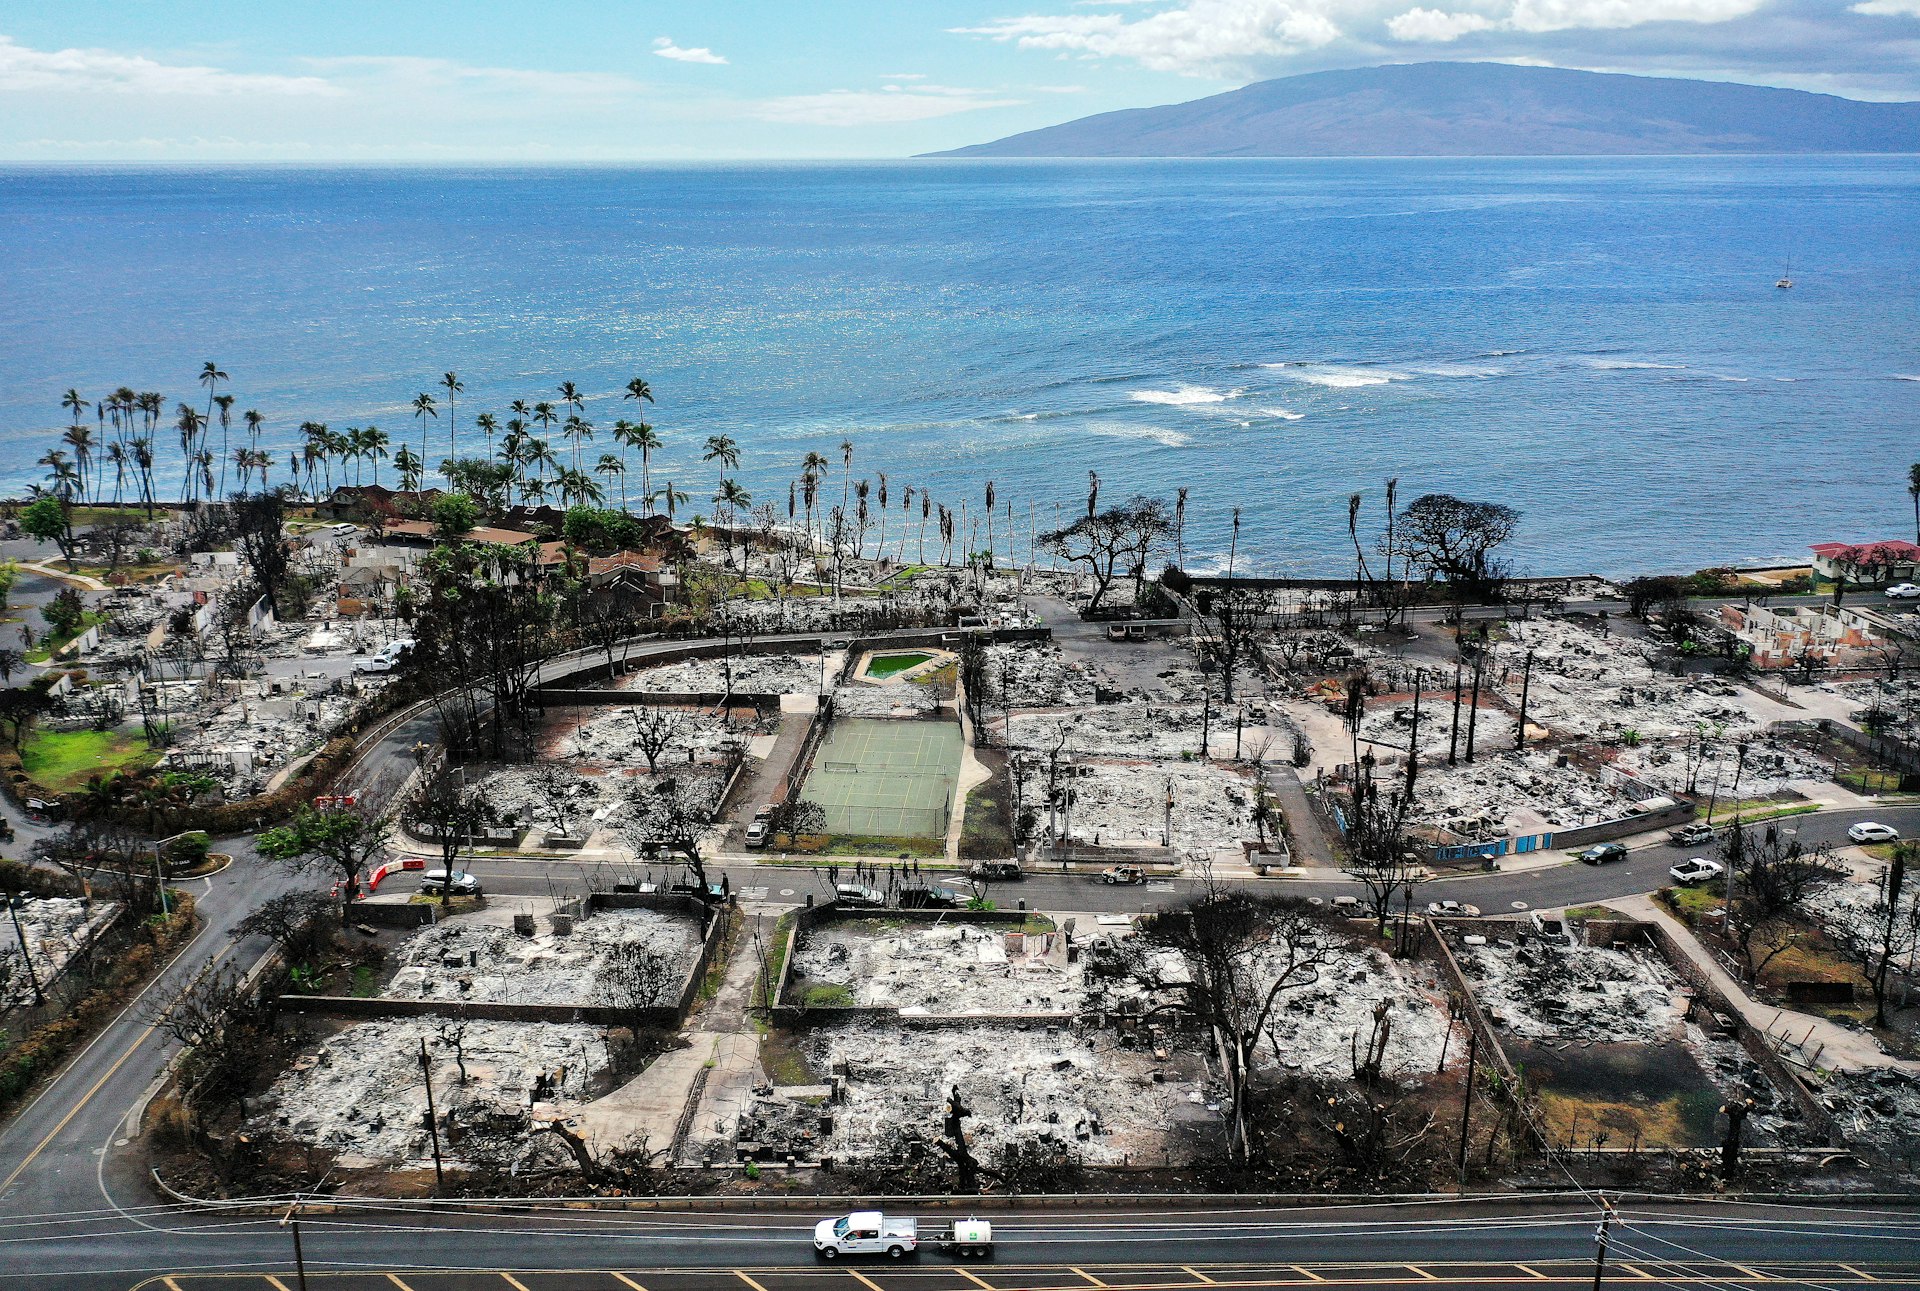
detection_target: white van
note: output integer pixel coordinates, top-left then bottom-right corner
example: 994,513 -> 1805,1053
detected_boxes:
352,638 -> 416,674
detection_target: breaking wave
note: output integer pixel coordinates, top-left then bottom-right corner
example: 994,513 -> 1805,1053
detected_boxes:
1082,421 -> 1192,448
1269,364 -> 1411,388
1259,408 -> 1306,421
1129,385 -> 1235,407
1585,359 -> 1687,371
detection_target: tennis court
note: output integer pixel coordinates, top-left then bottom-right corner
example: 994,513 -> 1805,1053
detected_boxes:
801,717 -> 962,838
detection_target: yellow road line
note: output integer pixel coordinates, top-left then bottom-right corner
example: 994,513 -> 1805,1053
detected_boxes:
613,1276 -> 650,1291
1074,1270 -> 1109,1288
1514,1269 -> 1549,1281
266,1278 -> 293,1291
956,1266 -> 999,1290
738,1273 -> 773,1291
388,1276 -> 417,1291
0,940 -> 227,1196
1408,1268 -> 1440,1281
849,1272 -> 889,1291
1184,1269 -> 1218,1284
501,1275 -> 533,1291
1841,1266 -> 1877,1281
1292,1268 -> 1326,1282
1613,1265 -> 1654,1280
161,1280 -> 183,1291
1727,1266 -> 1769,1282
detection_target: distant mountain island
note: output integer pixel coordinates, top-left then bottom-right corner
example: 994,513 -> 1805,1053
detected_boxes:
926,62 -> 1920,158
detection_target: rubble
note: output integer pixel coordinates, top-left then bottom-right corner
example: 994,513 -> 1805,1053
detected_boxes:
1256,943 -> 1459,1080
253,1018 -> 612,1167
1454,933 -> 1685,1044
562,706 -> 775,767
1405,750 -> 1646,833
982,642 -> 1106,708
0,898 -> 122,1008
789,921 -> 1086,1014
1048,761 -> 1258,852
384,906 -> 703,1007
620,653 -> 823,696
792,1021 -> 1218,1166
1491,619 -> 1767,741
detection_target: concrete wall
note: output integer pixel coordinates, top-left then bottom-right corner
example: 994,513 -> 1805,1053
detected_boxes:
1552,799 -> 1697,851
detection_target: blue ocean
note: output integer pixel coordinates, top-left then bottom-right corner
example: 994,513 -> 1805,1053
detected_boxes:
2,158 -> 1916,576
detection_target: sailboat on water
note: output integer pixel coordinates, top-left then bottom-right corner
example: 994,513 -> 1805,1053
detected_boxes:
1776,254 -> 1793,289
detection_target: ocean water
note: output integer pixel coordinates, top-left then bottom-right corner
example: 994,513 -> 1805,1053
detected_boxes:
2,158 -> 1917,577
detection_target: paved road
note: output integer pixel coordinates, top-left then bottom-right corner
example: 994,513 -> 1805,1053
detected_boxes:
14,1196 -> 1920,1290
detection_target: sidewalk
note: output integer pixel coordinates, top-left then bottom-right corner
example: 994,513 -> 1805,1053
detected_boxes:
1611,892 -> 1920,1075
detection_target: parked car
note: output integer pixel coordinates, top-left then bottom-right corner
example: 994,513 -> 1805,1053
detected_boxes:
1668,823 -> 1717,847
669,879 -> 729,902
1849,822 -> 1902,844
968,860 -> 1023,881
814,1211 -> 920,1260
1426,900 -> 1482,918
418,868 -> 481,896
835,883 -> 886,908
1885,583 -> 1920,600
1670,857 -> 1725,886
744,812 -> 771,849
898,884 -> 960,910
1578,843 -> 1629,865
1100,865 -> 1148,885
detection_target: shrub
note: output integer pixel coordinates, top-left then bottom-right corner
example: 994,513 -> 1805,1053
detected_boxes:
165,831 -> 213,870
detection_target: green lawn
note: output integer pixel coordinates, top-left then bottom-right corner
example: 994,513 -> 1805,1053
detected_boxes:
19,727 -> 158,792
26,610 -> 110,663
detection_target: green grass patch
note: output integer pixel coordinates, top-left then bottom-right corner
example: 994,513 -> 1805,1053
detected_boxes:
759,911 -> 797,1009
26,610 -> 110,662
959,772 -> 1013,862
759,1028 -> 818,1087
1709,802 -> 1821,828
349,965 -> 382,998
19,727 -> 156,792
798,983 -> 856,1008
1663,887 -> 1723,921
1563,904 -> 1622,921
1838,769 -> 1907,794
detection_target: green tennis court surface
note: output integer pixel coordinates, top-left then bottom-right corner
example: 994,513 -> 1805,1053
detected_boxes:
802,717 -> 962,838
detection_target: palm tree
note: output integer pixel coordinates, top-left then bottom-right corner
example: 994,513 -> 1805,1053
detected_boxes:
175,403 -> 205,503
131,437 -> 155,517
875,473 -> 889,565
364,426 -> 391,486
525,437 -> 558,500
652,480 -> 688,522
557,467 -> 604,508
596,453 -> 627,512
920,490 -> 932,564
840,438 -> 854,519
440,372 -> 463,459
476,411 -> 498,457
563,414 -> 594,476
1909,463 -> 1920,546
198,359 -> 227,449
345,427 -> 367,486
412,392 -> 437,467
532,402 -> 559,470
715,478 -> 752,568
39,449 -> 78,502
623,377 -> 653,413
231,446 -> 256,491
213,393 -> 235,498
612,420 -> 659,516
105,441 -> 128,509
249,448 -> 274,489
984,480 -> 996,571
393,444 -> 424,492
801,450 -> 829,552
61,387 -> 87,428
702,434 -> 739,515
60,424 -> 94,504
300,423 -> 328,496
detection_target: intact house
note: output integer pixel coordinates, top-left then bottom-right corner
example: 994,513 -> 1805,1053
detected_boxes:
1810,540 -> 1920,586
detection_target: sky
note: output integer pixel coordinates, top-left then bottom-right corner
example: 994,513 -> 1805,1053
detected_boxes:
0,0 -> 1916,161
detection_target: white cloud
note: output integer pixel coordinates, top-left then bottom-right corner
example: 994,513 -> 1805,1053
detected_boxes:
1850,0 -> 1920,14
0,34 -> 339,96
752,88 -> 1025,126
1507,0 -> 1760,30
954,2 -> 1346,76
1386,7 -> 1496,39
651,37 -> 728,65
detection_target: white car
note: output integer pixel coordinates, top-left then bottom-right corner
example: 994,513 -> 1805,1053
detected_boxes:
1669,857 -> 1724,886
1849,822 -> 1901,844
1426,900 -> 1482,917
418,868 -> 482,896
1885,583 -> 1920,600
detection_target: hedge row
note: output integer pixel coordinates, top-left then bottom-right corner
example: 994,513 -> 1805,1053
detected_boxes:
0,894 -> 198,1117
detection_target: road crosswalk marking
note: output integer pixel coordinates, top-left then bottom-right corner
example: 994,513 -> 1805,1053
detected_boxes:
737,1272 -> 773,1291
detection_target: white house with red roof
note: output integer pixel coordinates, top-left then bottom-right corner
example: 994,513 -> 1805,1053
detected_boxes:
1808,540 -> 1920,584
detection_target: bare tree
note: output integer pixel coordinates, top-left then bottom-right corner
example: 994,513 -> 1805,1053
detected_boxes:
1037,496 -> 1173,610
1827,845 -> 1920,1028
527,762 -> 583,838
1129,887 -> 1336,1161
1720,822 -> 1847,980
627,705 -> 690,774
234,892 -> 340,977
1340,760 -> 1424,938
596,943 -> 677,1019
406,766 -> 492,905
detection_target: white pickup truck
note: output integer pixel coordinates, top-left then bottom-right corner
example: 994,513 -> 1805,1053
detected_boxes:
812,1213 -> 993,1261
814,1211 -> 919,1260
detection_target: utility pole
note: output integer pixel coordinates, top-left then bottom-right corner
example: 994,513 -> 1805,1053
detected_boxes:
1406,671 -> 1423,797
1590,1203 -> 1615,1291
419,1038 -> 444,1190
1448,650 -> 1464,766
1517,649 -> 1535,750
279,1200 -> 310,1291
1456,1027 -> 1478,1184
